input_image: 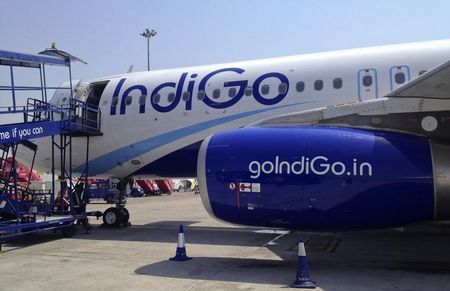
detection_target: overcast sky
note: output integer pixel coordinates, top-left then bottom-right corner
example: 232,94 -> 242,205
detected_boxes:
1,0 -> 450,83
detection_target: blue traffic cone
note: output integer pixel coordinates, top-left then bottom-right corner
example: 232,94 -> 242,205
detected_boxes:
291,237 -> 316,289
170,224 -> 192,261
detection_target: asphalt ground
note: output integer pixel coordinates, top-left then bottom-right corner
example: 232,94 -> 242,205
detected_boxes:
1,192 -> 450,291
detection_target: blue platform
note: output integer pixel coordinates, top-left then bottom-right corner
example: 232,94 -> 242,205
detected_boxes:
0,120 -> 62,144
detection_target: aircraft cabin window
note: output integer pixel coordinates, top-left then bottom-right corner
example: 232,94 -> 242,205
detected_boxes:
197,90 -> 206,100
278,83 -> 288,94
168,92 -> 175,102
213,89 -> 221,99
244,86 -> 253,96
112,96 -> 119,106
296,81 -> 305,92
138,95 -> 146,105
314,80 -> 323,91
419,70 -> 427,76
153,93 -> 161,104
228,87 -> 237,98
362,75 -> 373,87
261,85 -> 270,95
333,78 -> 343,89
182,91 -> 191,101
395,72 -> 406,84
125,95 -> 132,105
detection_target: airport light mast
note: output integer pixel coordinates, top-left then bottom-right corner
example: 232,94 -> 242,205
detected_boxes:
140,28 -> 157,71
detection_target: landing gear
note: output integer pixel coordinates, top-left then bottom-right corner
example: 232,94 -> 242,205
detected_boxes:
120,207 -> 130,225
101,207 -> 130,227
103,207 -> 121,227
101,177 -> 131,227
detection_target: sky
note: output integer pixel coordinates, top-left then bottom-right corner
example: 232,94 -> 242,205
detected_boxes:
1,0 -> 450,83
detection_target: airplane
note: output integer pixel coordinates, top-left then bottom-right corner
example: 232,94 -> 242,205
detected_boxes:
29,39 -> 450,229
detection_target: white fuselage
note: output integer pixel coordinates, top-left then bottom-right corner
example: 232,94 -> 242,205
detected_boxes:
33,39 -> 450,178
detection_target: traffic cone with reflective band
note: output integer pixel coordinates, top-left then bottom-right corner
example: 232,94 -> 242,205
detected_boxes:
291,237 -> 316,289
170,224 -> 192,261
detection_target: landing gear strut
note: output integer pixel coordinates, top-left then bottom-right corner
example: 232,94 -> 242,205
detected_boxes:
101,177 -> 131,227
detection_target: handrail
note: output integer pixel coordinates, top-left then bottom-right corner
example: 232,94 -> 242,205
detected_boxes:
0,98 -> 101,135
24,98 -> 65,123
0,85 -> 72,91
64,98 -> 102,134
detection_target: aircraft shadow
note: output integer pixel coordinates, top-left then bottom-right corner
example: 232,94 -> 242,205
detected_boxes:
135,256 -> 294,286
134,224 -> 450,287
0,232 -> 64,253
68,220 -> 282,247
1,220 -> 284,251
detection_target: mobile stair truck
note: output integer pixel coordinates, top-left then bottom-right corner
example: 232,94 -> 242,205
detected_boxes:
0,48 -> 102,248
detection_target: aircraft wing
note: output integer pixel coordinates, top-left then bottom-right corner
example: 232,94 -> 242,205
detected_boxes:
387,60 -> 450,99
252,60 -> 450,140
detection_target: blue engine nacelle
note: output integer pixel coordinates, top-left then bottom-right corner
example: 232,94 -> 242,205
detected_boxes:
197,126 -> 450,231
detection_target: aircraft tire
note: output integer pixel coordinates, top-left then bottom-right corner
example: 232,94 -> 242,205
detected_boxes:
103,207 -> 122,227
121,207 -> 130,225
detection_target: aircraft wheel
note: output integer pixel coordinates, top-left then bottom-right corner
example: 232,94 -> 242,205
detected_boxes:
121,207 -> 130,225
103,207 -> 122,227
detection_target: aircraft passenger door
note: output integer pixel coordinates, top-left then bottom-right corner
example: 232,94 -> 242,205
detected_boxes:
84,81 -> 109,130
86,81 -> 108,107
358,69 -> 378,101
389,65 -> 410,91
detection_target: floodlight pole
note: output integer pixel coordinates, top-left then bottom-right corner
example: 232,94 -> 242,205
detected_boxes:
146,37 -> 150,71
140,28 -> 157,71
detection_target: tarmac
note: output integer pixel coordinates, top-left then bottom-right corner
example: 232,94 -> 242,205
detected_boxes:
1,191 -> 450,291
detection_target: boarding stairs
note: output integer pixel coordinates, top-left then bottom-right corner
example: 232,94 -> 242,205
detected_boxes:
0,48 -> 102,243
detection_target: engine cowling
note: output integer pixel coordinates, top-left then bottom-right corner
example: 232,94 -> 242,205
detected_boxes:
197,126 -> 450,231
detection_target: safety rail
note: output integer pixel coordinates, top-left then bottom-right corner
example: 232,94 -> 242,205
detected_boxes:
25,98 -> 62,123
63,98 -> 102,136
0,84 -> 72,114
0,185 -> 52,216
0,102 -> 61,123
26,97 -> 102,135
0,98 -> 101,140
